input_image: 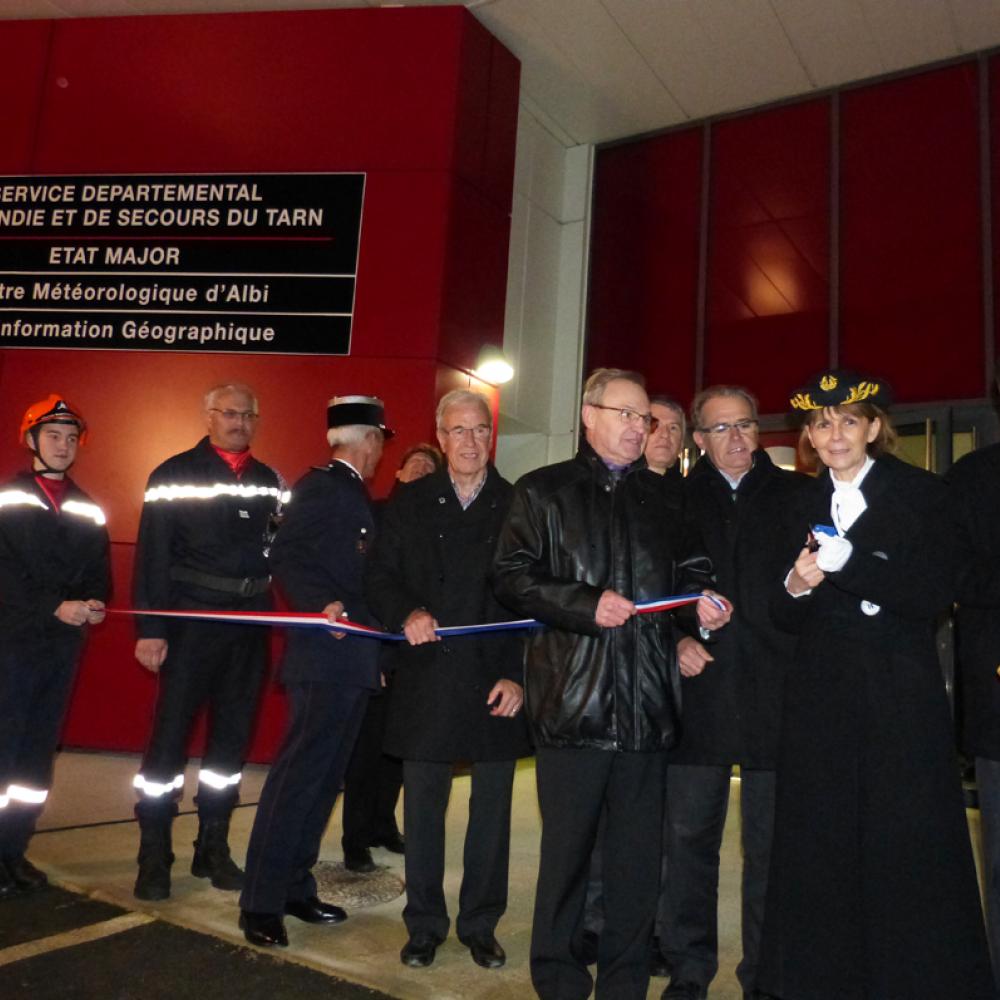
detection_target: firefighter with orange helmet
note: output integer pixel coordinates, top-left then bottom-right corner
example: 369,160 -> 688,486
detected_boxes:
0,394 -> 110,899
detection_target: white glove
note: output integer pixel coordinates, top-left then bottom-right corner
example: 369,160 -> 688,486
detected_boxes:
815,532 -> 852,573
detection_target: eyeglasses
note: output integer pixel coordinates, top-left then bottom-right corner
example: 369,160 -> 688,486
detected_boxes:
442,424 -> 491,440
210,408 -> 260,422
698,419 -> 759,437
589,404 -> 659,432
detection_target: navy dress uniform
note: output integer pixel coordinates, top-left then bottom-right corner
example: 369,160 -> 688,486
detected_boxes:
239,395 -> 389,948
132,384 -> 286,900
0,395 -> 109,898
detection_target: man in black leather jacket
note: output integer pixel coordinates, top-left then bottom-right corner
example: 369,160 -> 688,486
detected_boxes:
493,368 -> 731,1000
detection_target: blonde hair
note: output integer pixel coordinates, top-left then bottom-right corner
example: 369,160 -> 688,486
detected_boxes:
582,368 -> 646,406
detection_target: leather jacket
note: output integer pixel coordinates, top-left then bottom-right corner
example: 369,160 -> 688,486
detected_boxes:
492,440 -> 712,752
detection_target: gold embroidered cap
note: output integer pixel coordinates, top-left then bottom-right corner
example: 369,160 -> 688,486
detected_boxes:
789,369 -> 892,412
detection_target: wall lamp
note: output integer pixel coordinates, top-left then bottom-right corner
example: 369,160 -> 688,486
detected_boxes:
474,346 -> 514,385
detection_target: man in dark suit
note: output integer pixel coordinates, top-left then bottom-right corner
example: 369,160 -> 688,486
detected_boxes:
658,386 -> 807,1000
493,368 -> 729,1000
238,394 -> 390,948
341,442 -> 443,873
367,389 -> 532,971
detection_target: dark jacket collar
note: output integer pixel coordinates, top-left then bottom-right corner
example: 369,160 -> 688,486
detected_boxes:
574,437 -> 647,484
421,463 -> 506,505
689,448 -> 775,495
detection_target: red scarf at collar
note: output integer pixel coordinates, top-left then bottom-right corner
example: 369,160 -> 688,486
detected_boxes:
212,444 -> 253,480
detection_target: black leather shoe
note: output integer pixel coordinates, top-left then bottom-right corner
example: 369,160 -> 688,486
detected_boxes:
661,981 -> 708,1000
0,862 -> 19,900
460,932 -> 506,969
239,910 -> 288,947
8,857 -> 48,892
370,832 -> 405,854
344,847 -> 376,873
400,933 -> 440,968
284,896 -> 347,925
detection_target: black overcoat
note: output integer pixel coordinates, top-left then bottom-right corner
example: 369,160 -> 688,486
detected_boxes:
269,461 -> 380,689
670,451 -> 807,769
757,454 -> 993,1000
365,465 -> 532,763
946,442 -> 1000,760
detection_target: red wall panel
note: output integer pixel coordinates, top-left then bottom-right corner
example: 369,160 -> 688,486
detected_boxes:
588,127 -> 702,405
589,57 -> 992,417
704,99 -> 830,414
0,20 -> 50,173
0,7 -> 519,757
840,64 -> 982,402
34,10 -> 464,176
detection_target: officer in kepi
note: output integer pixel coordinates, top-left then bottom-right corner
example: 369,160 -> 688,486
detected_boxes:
239,394 -> 390,947
131,382 -> 287,901
0,395 -> 110,898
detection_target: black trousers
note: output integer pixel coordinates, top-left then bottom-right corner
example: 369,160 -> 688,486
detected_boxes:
241,681 -> 369,913
402,757 -> 515,941
973,756 -> 1000,993
0,636 -> 80,859
138,618 -> 267,817
532,746 -> 664,1000
660,764 -> 776,993
341,689 -> 402,853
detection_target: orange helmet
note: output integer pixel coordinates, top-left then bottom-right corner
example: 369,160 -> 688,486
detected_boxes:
19,394 -> 88,446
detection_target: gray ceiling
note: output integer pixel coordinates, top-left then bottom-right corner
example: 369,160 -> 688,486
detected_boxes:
4,0 -> 1000,145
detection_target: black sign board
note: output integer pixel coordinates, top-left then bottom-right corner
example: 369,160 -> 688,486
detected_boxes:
0,172 -> 365,355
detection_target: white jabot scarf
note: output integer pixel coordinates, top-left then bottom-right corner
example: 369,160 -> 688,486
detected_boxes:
830,455 -> 874,535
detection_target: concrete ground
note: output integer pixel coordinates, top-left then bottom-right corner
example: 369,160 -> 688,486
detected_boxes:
5,750 -> 986,999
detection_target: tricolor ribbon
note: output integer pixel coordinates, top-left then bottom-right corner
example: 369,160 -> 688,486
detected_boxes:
108,593 -> 724,641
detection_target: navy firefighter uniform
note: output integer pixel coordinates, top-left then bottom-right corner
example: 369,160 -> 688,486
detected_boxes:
239,394 -> 389,948
0,395 -> 110,898
132,418 -> 286,901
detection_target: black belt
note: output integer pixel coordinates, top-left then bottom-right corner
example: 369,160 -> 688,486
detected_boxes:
169,566 -> 271,597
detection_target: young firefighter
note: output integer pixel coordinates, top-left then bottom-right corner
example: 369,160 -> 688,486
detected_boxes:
0,394 -> 110,898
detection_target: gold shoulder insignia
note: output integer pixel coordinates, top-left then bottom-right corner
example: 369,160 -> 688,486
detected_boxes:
819,374 -> 838,391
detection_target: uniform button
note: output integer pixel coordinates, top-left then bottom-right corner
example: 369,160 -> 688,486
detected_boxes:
604,484 -> 611,493
438,496 -> 446,504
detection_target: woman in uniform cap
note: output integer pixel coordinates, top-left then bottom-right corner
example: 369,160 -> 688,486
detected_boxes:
754,370 -> 993,1000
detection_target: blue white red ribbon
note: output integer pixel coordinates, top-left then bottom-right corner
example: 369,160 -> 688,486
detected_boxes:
108,593 -> 724,641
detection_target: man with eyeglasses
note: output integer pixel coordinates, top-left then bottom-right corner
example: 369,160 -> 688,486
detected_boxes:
657,385 -> 807,1000
367,389 -> 532,971
493,368 -> 731,1000
131,382 -> 287,902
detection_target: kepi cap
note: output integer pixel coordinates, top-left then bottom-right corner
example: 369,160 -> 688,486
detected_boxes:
327,394 -> 394,439
789,369 -> 892,412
